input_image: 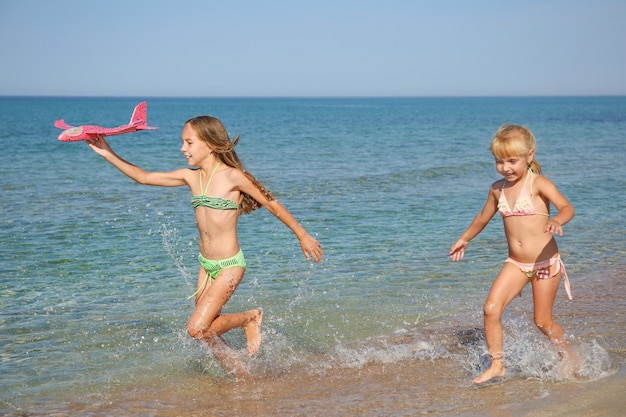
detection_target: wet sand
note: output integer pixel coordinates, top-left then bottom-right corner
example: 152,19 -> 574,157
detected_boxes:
516,371 -> 626,417
59,357 -> 624,417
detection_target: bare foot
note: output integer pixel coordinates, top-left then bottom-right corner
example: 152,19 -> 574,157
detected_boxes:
243,309 -> 263,357
206,336 -> 250,378
222,356 -> 250,379
473,360 -> 506,385
556,349 -> 581,379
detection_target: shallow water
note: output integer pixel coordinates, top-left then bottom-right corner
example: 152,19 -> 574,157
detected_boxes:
0,96 -> 625,415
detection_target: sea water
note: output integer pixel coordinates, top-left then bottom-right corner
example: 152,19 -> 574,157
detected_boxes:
0,96 -> 624,415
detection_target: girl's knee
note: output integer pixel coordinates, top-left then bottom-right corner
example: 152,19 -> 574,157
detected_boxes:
483,300 -> 503,320
187,323 -> 202,339
187,320 -> 215,340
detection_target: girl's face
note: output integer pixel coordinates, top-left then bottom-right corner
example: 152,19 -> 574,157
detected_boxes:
494,149 -> 534,183
180,123 -> 212,166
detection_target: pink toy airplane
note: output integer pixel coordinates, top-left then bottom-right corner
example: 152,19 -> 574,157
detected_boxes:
54,101 -> 159,142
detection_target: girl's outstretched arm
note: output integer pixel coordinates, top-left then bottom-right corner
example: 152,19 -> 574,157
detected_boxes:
450,186 -> 498,261
87,136 -> 187,187
233,169 -> 323,263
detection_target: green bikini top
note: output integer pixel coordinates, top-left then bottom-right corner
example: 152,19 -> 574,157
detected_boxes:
190,163 -> 238,211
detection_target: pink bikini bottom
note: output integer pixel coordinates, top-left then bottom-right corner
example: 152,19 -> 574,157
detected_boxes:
505,254 -> 572,300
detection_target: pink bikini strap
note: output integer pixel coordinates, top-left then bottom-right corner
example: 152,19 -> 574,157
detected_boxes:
553,257 -> 572,300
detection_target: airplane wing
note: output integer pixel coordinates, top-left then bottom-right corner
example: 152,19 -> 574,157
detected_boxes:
80,125 -> 130,135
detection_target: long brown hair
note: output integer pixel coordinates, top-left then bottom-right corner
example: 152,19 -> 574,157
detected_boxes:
490,124 -> 542,175
185,116 -> 274,213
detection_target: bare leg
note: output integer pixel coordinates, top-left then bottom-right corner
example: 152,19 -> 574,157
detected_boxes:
532,265 -> 579,376
204,308 -> 263,355
473,263 -> 528,385
187,267 -> 262,374
243,309 -> 263,356
205,336 -> 250,378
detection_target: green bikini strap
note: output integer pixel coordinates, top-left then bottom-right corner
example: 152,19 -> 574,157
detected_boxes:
199,162 -> 221,195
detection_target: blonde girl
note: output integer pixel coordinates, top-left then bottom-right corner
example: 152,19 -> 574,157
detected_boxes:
450,124 -> 576,384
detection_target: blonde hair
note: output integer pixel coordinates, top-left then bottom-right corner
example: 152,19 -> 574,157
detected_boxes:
185,116 -> 274,213
490,124 -> 542,175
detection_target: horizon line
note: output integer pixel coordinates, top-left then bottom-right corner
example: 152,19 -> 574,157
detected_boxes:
2,94 -> 626,100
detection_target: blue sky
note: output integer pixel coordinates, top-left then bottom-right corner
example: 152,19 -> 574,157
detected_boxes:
1,0 -> 625,97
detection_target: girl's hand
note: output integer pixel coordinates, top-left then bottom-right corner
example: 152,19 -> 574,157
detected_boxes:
449,239 -> 469,262
86,135 -> 113,157
544,219 -> 564,236
299,233 -> 323,263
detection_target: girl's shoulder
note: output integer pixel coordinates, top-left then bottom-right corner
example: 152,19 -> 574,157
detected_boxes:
221,164 -> 245,179
174,167 -> 195,188
490,178 -> 506,191
532,174 -> 556,190
181,167 -> 198,178
217,165 -> 251,190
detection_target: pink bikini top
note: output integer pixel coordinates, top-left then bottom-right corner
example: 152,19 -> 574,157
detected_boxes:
498,170 -> 549,218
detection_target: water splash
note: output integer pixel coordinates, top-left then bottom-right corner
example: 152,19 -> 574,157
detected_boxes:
463,315 -> 612,382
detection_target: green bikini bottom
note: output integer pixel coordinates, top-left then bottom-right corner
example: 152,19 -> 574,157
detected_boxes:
188,250 -> 247,299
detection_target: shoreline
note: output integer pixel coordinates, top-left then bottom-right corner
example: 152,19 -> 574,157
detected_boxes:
26,353 -> 622,417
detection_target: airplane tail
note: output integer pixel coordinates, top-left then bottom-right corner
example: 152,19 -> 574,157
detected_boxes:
129,102 -> 158,130
54,119 -> 72,130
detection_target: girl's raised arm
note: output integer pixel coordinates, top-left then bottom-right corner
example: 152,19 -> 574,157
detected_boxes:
87,136 -> 188,187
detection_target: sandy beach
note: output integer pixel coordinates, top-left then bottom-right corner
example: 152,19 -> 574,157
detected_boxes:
517,371 -> 625,417
57,356 -> 624,417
